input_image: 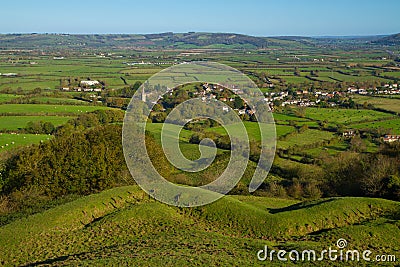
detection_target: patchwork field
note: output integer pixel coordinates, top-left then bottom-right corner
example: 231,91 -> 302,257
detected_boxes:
0,34 -> 400,266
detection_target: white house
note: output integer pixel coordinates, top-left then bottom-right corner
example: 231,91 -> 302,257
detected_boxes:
383,135 -> 400,143
80,80 -> 100,86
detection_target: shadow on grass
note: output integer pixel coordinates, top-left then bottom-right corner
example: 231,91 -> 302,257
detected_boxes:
324,145 -> 348,152
20,243 -> 125,266
267,198 -> 336,214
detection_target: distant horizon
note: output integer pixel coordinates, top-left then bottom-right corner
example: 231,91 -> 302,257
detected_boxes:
0,0 -> 399,37
0,31 -> 398,38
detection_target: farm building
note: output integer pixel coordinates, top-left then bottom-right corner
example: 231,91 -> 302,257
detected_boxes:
343,130 -> 356,138
80,80 -> 100,86
383,135 -> 400,143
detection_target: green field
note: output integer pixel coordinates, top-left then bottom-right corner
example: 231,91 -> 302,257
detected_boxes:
278,129 -> 335,149
273,113 -> 320,127
0,133 -> 51,150
350,118 -> 400,134
0,115 -> 73,130
273,113 -> 311,122
0,104 -> 113,149
27,96 -> 90,105
0,104 -> 110,115
305,107 -> 393,124
352,95 -> 400,113
204,121 -> 277,141
1,34 -> 400,266
145,122 -> 193,143
0,94 -> 20,103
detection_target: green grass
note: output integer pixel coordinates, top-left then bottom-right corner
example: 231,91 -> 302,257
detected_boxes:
273,113 -> 310,122
0,94 -> 20,103
305,107 -> 393,124
303,141 -> 349,157
0,133 -> 51,150
146,121 -> 280,144
145,122 -> 193,143
275,125 -> 296,137
0,185 -> 398,266
0,104 -> 110,115
352,95 -> 400,113
0,115 -> 73,130
350,118 -> 400,134
1,49 -> 400,265
382,71 -> 400,78
273,113 -> 319,127
205,121 -> 276,142
278,129 -> 335,149
145,123 -> 228,169
27,96 -> 90,105
0,80 -> 59,91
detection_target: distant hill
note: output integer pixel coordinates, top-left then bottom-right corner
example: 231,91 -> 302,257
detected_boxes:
373,33 -> 400,45
0,32 -> 306,50
0,32 -> 397,50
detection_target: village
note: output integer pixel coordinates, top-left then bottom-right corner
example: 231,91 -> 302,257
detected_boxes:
156,82 -> 400,144
53,76 -> 400,145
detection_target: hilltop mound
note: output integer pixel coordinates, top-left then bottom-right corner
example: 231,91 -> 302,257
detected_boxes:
0,186 -> 399,266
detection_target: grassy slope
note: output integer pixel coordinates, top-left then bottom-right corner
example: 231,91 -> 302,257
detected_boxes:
352,95 -> 400,114
305,108 -> 393,124
0,186 -> 398,266
0,133 -> 51,151
0,115 -> 73,130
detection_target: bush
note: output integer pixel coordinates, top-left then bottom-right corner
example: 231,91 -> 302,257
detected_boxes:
25,121 -> 55,134
1,125 -> 130,198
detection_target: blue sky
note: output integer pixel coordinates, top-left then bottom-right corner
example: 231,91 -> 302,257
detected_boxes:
0,0 -> 399,36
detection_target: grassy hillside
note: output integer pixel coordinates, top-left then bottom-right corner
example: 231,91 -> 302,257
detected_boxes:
0,133 -> 51,151
0,185 -> 398,266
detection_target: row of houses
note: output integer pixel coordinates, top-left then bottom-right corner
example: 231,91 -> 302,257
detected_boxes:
62,87 -> 102,92
125,61 -> 172,66
383,135 -> 400,143
281,99 -> 317,107
348,86 -> 400,95
61,80 -> 103,92
0,73 -> 18,76
343,131 -> 400,143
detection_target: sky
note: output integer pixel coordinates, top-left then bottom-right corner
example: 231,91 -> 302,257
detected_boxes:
0,0 -> 399,36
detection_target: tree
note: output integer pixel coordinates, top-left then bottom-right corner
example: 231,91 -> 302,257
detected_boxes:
294,107 -> 306,118
233,96 -> 245,109
350,136 -> 366,153
298,124 -> 309,133
152,103 -> 164,112
42,122 -> 55,134
151,112 -> 166,123
1,125 -> 128,197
